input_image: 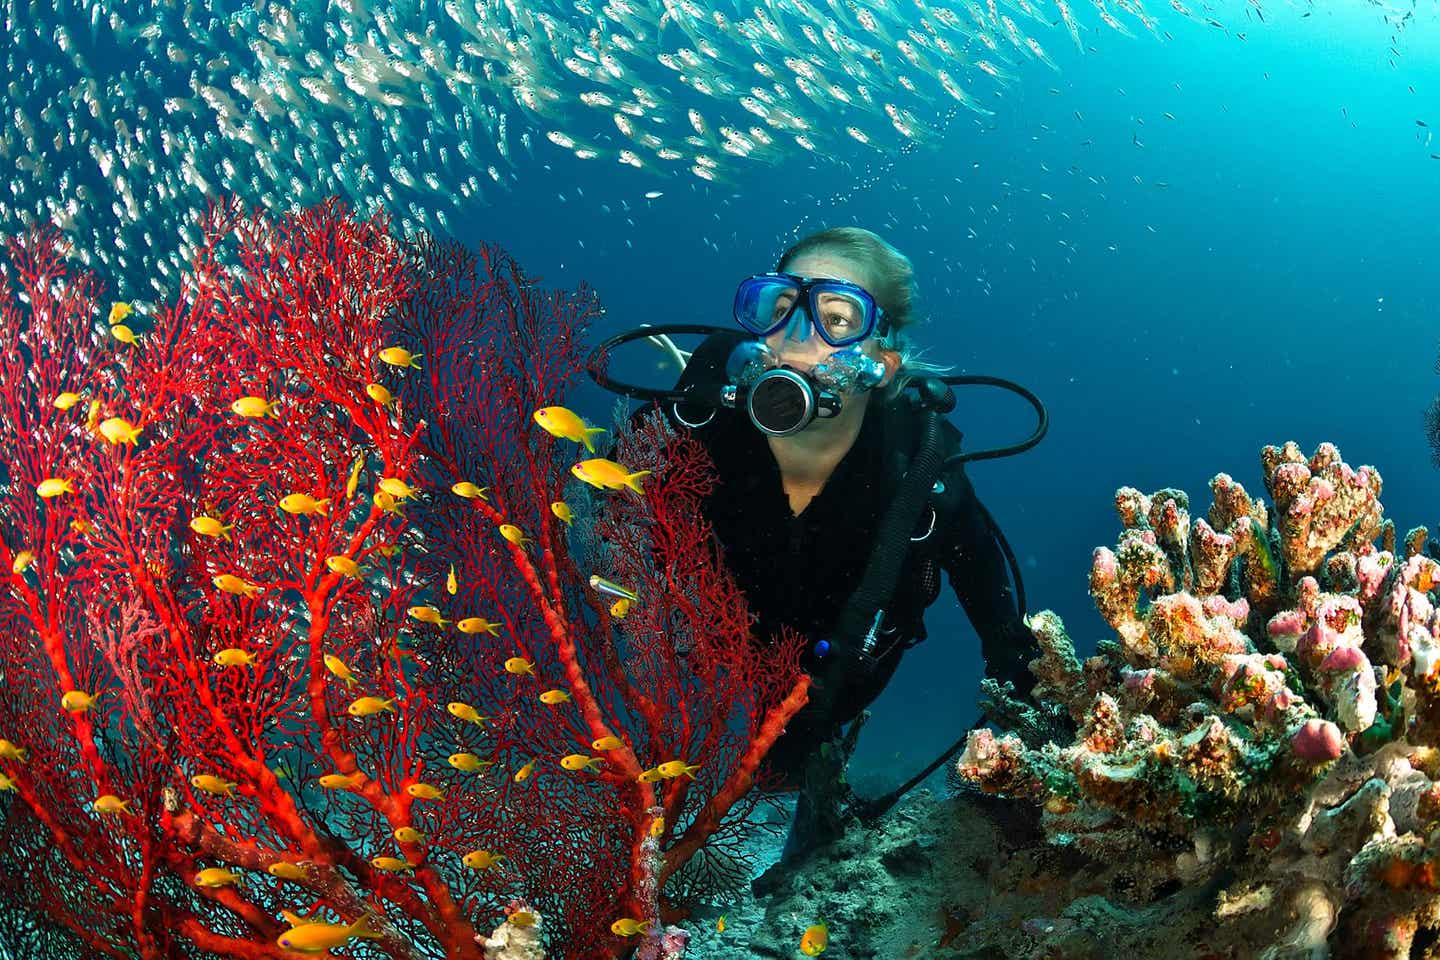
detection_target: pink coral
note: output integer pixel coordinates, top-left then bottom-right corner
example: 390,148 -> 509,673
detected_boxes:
1289,718 -> 1344,762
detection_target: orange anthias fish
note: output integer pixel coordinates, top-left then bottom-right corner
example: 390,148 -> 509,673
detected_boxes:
800,922 -> 828,955
569,459 -> 650,494
533,406 -> 607,452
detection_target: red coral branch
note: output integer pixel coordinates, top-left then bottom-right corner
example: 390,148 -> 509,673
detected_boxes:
0,197 -> 808,959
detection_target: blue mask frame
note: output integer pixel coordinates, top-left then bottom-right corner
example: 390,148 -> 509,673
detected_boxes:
733,273 -> 890,347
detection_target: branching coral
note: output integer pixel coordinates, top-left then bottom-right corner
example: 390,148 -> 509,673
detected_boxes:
957,441 -> 1440,958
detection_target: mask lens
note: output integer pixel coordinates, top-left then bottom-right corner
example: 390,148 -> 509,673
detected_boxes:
735,277 -> 801,335
812,288 -> 869,345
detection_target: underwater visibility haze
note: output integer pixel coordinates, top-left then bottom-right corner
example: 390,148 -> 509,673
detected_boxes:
0,0 -> 1439,956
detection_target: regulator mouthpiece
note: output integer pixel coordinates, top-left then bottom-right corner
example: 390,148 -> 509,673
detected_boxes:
725,341 -> 886,437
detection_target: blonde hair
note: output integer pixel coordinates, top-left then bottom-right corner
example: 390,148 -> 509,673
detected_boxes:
776,226 -> 951,401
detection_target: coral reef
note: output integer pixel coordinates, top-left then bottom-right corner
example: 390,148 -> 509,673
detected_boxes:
0,200 -> 809,958
956,441 -> 1440,958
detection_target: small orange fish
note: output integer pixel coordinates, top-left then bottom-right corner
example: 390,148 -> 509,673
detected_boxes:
379,346 -> 421,369
406,782 -> 445,801
499,524 -> 531,546
800,922 -> 828,956
92,794 -> 134,816
533,406 -> 607,452
212,574 -> 262,598
570,459 -> 650,494
462,850 -> 505,870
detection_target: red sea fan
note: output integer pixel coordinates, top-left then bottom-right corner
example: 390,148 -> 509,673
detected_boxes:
0,198 -> 809,960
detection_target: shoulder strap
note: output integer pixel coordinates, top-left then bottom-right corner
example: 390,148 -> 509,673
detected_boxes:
826,398 -> 948,668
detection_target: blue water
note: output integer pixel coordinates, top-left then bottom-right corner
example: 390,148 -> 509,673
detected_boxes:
476,3 -> 1440,793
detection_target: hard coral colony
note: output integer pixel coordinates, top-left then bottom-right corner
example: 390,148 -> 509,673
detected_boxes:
959,440 -> 1440,957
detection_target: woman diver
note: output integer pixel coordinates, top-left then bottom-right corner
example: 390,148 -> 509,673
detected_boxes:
593,225 -> 1046,858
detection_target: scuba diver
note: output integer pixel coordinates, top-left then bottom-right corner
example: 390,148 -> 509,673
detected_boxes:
589,226 -> 1047,861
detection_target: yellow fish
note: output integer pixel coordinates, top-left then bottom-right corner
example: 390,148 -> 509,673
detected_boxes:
560,754 -> 603,772
657,760 -> 701,780
190,774 -> 237,796
92,794 -> 134,816
457,617 -> 501,636
550,501 -> 573,525
611,598 -> 632,619
52,391 -> 83,411
36,477 -> 74,499
194,867 -> 242,888
0,773 -> 16,791
592,736 -> 623,752
267,862 -> 312,882
717,915 -> 726,933
800,922 -> 828,956
276,913 -> 382,953
378,477 -> 417,500
393,826 -> 425,844
345,453 -> 365,499
378,346 -> 421,369
498,524 -> 531,546
369,855 -> 413,873
450,481 -> 489,500
107,302 -> 132,325
211,648 -> 257,667
346,696 -> 397,717
96,417 -> 143,445
189,516 -> 233,540
0,739 -> 27,762
649,816 -> 665,839
61,690 -> 98,713
110,324 -> 137,345
406,782 -> 445,801
539,689 -> 571,705
279,493 -> 329,516
407,605 -> 449,626
636,767 -> 665,784
212,574 -> 262,598
513,758 -> 538,782
509,910 -> 539,928
462,850 -> 505,870
570,459 -> 650,494
533,406 -> 607,452
448,753 -> 493,773
373,490 -> 404,515
503,657 -> 534,676
446,564 -> 457,595
447,701 -> 488,725
365,382 -> 393,406
229,396 -> 278,418
324,654 -> 356,687
325,555 -> 360,577
610,918 -> 652,937
317,772 -> 362,790
11,550 -> 33,574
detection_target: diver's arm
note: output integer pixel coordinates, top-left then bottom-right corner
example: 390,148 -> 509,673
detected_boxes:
939,467 -> 1038,698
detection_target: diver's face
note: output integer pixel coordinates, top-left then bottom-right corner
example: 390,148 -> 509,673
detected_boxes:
764,252 -> 879,369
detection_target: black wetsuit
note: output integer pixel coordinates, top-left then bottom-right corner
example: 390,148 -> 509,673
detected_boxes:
659,331 -> 1037,784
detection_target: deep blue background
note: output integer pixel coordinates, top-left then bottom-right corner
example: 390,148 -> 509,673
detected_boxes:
470,4 -> 1440,792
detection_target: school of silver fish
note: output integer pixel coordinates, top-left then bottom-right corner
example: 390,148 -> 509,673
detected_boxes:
0,0 -> 1419,302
